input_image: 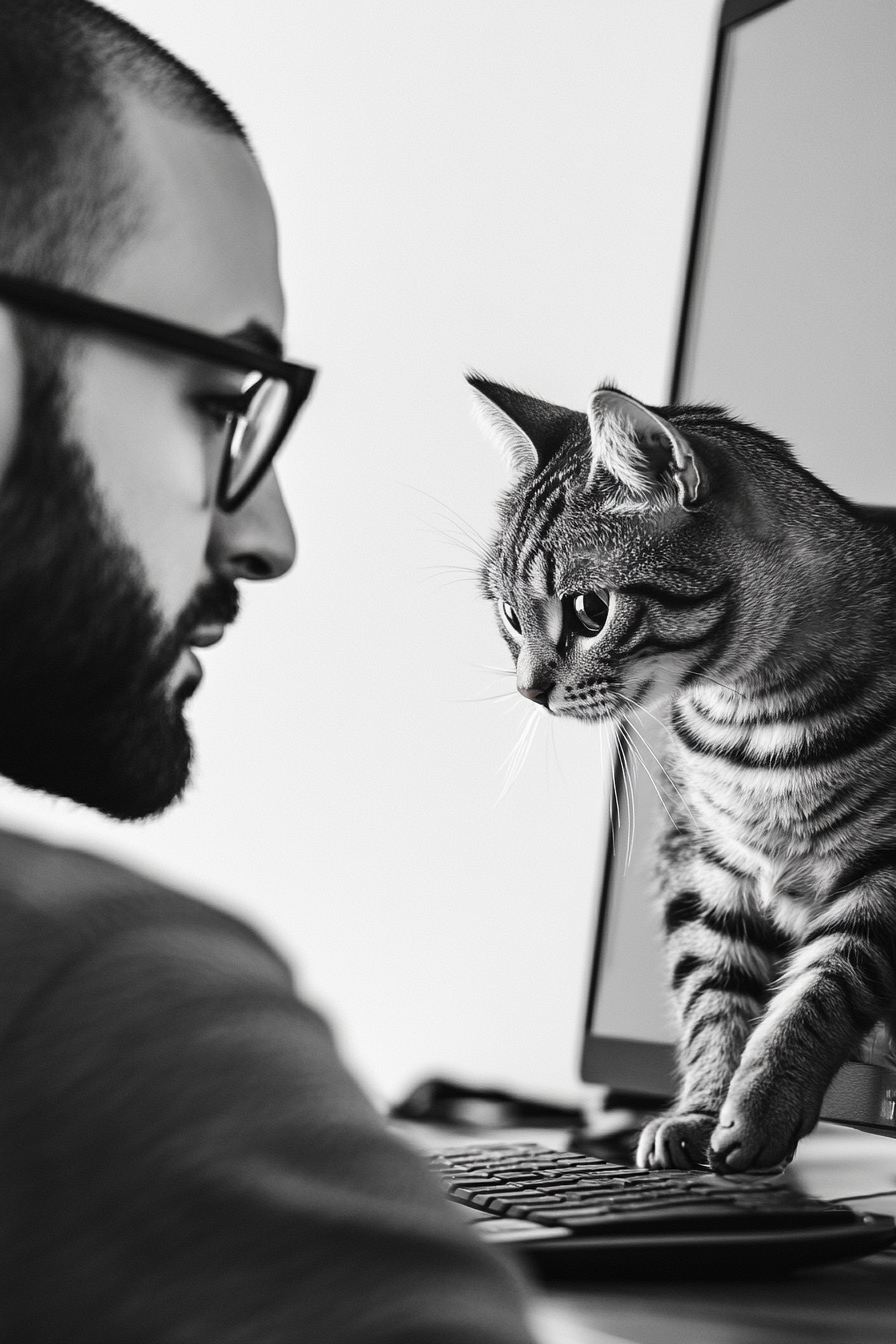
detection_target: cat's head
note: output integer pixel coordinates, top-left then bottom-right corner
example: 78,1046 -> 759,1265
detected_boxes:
470,375 -> 787,722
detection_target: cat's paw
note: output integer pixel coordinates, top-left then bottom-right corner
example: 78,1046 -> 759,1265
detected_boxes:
708,1066 -> 819,1172
636,1111 -> 717,1169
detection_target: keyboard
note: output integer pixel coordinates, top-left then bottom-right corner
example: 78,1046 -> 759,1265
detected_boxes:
427,1141 -> 896,1278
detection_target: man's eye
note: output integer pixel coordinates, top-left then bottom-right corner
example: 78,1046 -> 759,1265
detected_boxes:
193,393 -> 248,433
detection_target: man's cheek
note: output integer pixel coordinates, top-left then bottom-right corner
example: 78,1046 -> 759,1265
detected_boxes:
67,345 -> 215,624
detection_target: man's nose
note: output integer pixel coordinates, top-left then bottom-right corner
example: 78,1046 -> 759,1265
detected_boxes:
207,468 -> 297,580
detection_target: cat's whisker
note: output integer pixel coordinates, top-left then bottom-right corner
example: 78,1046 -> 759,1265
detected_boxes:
692,669 -> 749,702
418,522 -> 488,564
600,721 -> 618,810
617,711 -> 696,832
616,728 -> 635,870
417,564 -> 482,589
403,484 -> 492,548
420,518 -> 486,548
413,507 -> 489,557
405,485 -> 492,563
615,692 -> 676,745
496,705 -> 542,803
619,720 -> 688,844
615,722 -> 639,870
419,563 -> 481,575
453,690 -> 520,704
477,672 -> 519,694
548,717 -> 566,789
419,524 -> 484,547
497,720 -> 539,801
613,693 -> 699,836
425,575 -> 484,591
607,738 -> 621,861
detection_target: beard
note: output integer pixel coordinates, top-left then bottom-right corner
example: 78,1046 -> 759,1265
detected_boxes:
0,340 -> 239,820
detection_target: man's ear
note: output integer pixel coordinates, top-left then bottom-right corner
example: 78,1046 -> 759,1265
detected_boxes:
587,387 -> 702,508
467,373 -> 574,478
0,305 -> 22,483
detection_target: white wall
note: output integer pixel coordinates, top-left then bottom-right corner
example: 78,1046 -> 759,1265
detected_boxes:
0,1 -> 717,1104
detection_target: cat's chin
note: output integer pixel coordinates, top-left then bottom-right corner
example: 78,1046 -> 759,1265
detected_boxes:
554,703 -> 618,726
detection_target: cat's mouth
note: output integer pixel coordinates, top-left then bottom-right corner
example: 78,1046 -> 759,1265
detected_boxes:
545,684 -> 623,723
545,667 -> 665,725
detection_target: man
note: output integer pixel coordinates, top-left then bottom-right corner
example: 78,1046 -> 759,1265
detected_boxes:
0,3 -> 535,1339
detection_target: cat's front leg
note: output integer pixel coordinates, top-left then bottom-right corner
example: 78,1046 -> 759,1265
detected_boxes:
638,852 -> 776,1170
710,869 -> 896,1172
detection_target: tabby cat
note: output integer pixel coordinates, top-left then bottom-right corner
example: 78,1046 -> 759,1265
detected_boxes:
470,373 -> 896,1173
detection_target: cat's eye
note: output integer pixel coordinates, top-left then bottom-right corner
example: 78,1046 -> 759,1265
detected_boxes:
571,589 -> 611,636
500,600 -> 522,638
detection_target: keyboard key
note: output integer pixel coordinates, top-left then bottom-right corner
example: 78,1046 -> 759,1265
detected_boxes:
449,1183 -> 524,1200
476,1221 -> 572,1242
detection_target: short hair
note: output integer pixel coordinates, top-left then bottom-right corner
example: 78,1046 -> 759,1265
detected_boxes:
0,0 -> 250,287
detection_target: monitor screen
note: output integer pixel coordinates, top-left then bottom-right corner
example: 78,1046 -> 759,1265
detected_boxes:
675,0 -> 896,502
582,0 -> 896,1130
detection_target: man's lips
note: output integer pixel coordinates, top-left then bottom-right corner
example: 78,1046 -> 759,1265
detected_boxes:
188,625 -> 226,649
174,626 -> 227,702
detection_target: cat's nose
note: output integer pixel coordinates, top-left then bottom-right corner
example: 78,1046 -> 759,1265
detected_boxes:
519,681 -> 554,706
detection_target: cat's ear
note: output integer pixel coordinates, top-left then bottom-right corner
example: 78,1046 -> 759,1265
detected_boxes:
587,388 -> 702,509
467,373 -> 572,478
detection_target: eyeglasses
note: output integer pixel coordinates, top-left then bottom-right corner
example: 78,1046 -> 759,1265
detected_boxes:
0,270 -> 317,512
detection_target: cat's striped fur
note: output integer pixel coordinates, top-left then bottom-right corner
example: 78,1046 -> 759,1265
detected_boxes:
471,374 -> 896,1172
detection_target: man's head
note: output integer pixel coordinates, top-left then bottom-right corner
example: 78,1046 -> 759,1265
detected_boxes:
0,1 -> 297,819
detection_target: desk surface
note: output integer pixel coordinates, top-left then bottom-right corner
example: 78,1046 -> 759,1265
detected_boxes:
533,1124 -> 896,1344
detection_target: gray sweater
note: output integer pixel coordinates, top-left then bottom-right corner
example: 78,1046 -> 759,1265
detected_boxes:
0,829 -> 534,1344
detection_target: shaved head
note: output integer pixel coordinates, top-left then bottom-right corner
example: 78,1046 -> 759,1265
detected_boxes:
0,0 -> 249,287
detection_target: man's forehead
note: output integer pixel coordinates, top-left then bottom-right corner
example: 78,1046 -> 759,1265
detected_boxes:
95,92 -> 284,339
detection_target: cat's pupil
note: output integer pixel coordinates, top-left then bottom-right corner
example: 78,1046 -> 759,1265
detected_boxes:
572,590 -> 610,636
501,600 -> 522,634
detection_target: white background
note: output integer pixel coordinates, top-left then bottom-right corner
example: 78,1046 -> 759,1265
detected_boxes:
0,1 -> 717,1105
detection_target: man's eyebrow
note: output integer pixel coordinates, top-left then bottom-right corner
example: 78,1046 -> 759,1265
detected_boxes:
225,319 -> 284,360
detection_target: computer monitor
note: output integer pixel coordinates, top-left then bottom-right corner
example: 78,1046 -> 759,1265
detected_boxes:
580,0 -> 896,1136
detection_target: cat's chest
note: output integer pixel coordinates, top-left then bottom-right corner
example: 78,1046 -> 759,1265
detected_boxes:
666,702 -> 853,870
684,752 -> 815,841
674,753 -> 841,922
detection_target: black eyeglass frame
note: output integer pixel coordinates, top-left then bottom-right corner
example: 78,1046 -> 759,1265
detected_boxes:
0,270 -> 317,512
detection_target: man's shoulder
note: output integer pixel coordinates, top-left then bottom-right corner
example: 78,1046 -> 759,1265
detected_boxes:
0,826 -> 290,1042
0,824 -> 247,927
0,823 -> 170,901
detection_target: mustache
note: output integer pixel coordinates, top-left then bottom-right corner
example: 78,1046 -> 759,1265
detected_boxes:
176,573 -> 241,640
151,574 -> 241,683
